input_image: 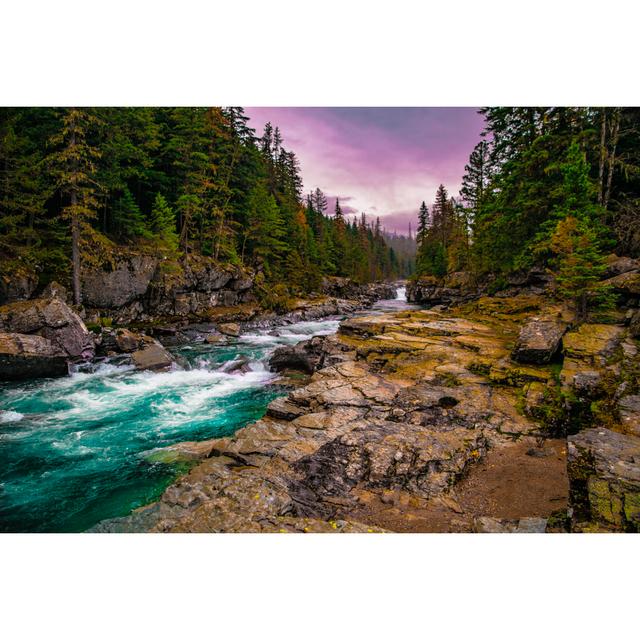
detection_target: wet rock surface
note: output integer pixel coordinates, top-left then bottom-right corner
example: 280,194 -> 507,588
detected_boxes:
130,340 -> 175,372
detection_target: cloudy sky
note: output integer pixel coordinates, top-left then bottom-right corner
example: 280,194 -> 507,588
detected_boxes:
244,107 -> 485,235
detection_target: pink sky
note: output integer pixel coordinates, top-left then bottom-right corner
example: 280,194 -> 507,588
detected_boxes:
244,107 -> 485,235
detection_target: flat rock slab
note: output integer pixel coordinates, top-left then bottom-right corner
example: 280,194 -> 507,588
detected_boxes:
562,324 -> 624,363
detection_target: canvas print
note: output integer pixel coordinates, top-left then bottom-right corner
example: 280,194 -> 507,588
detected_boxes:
1,107 -> 638,533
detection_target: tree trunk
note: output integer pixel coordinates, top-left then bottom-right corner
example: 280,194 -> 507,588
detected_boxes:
603,108 -> 621,212
71,192 -> 81,305
597,109 -> 607,206
70,127 -> 82,306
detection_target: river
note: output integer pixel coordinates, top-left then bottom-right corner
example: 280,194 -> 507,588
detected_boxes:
0,288 -> 414,532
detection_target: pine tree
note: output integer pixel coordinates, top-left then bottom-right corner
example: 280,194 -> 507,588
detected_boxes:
47,108 -> 102,304
460,140 -> 489,223
417,201 -> 429,246
149,192 -> 178,250
312,187 -> 328,215
241,182 -> 287,279
550,216 -> 613,321
0,110 -> 46,264
112,187 -> 149,239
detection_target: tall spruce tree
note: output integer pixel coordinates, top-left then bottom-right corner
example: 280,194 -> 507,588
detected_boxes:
460,140 -> 489,222
149,192 -> 178,250
47,108 -> 101,304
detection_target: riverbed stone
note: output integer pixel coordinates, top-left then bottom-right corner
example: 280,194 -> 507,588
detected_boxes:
218,322 -> 240,337
130,340 -> 174,371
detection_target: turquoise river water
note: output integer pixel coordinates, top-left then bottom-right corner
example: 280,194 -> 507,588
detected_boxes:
0,288 -> 411,532
0,319 -> 341,532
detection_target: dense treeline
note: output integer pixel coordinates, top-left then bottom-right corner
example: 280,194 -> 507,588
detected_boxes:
0,107 -> 409,306
415,107 -> 640,319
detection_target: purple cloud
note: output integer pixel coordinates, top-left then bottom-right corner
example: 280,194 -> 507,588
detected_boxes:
244,107 -> 485,234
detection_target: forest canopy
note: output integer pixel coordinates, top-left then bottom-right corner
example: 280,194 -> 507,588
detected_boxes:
414,107 -> 640,301
0,107 -> 414,305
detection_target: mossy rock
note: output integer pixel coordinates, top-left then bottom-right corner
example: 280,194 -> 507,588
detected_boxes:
489,360 -> 552,387
562,324 -> 625,362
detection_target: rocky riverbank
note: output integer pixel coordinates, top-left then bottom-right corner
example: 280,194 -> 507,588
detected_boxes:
0,274 -> 396,380
91,289 -> 640,533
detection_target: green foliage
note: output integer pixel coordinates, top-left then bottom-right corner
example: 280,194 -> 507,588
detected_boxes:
415,184 -> 469,277
149,193 -> 179,251
467,107 -> 640,279
550,216 -> 615,321
112,188 -> 149,239
0,108 -> 410,298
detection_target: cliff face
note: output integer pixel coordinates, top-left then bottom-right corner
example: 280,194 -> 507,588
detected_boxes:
80,253 -> 256,324
2,254 -> 398,327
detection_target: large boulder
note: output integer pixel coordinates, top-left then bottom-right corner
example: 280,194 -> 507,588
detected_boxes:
97,327 -> 148,355
0,332 -> 68,380
218,322 -> 240,337
511,317 -> 565,364
81,254 -> 159,309
0,297 -> 94,361
40,281 -> 69,302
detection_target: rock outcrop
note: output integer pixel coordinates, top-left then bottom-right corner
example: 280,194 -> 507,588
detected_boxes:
0,296 -> 94,361
604,254 -> 640,279
321,277 -> 396,305
79,253 -> 255,323
82,254 -> 159,309
94,301 -> 573,533
568,428 -> 640,532
511,317 -> 565,364
0,332 -> 68,380
406,273 -> 474,306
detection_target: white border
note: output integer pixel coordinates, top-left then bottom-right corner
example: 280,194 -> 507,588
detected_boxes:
2,1 -> 640,638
